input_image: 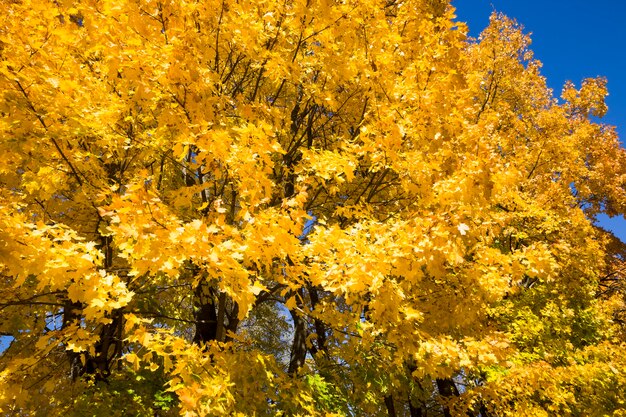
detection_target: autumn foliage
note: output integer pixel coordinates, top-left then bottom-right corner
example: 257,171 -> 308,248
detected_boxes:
1,0 -> 626,415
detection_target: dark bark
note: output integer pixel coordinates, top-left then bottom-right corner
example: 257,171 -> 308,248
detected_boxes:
384,395 -> 397,417
63,300 -> 124,382
224,300 -> 240,343
436,378 -> 475,417
61,226 -> 125,382
436,378 -> 459,417
215,292 -> 227,342
479,402 -> 491,417
307,284 -> 328,355
405,361 -> 426,417
192,279 -> 218,345
83,309 -> 124,381
408,400 -> 425,417
287,289 -> 307,375
283,99 -> 314,374
62,299 -> 83,380
191,276 -> 241,346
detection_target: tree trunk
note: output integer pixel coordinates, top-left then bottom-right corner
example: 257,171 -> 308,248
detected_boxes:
63,301 -> 124,382
192,279 -> 218,345
436,378 -> 459,417
215,292 -> 227,342
436,378 -> 475,417
408,401 -> 425,417
62,299 -> 83,380
287,289 -> 307,375
479,402 -> 491,417
307,284 -> 328,355
405,359 -> 427,417
384,395 -> 397,417
84,310 -> 124,381
224,300 -> 240,343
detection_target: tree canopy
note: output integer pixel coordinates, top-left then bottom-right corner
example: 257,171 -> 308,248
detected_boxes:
1,0 -> 625,416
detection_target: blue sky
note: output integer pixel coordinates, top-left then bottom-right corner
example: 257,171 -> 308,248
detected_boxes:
452,0 -> 626,242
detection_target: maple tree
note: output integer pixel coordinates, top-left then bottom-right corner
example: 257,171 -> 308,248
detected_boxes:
1,0 -> 626,415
